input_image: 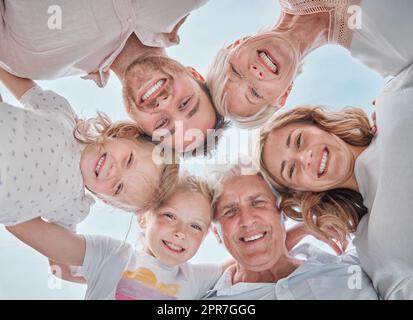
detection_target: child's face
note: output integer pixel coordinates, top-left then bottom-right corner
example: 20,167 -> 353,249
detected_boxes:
141,190 -> 211,267
80,137 -> 160,207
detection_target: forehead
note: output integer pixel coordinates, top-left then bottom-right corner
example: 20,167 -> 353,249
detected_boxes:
164,190 -> 211,221
219,175 -> 275,203
225,81 -> 259,118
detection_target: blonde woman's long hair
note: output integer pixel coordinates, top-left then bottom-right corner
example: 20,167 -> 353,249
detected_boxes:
74,112 -> 180,214
258,106 -> 374,242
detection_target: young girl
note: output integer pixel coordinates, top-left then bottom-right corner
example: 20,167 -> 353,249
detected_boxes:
7,174 -> 231,300
0,68 -> 179,232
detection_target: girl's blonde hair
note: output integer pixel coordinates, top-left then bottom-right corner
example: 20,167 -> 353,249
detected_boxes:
74,112 -> 180,214
257,106 -> 374,241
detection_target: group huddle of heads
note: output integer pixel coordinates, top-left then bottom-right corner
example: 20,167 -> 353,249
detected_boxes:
78,31 -> 377,254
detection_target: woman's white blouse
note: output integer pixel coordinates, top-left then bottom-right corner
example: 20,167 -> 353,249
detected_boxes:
354,63 -> 413,299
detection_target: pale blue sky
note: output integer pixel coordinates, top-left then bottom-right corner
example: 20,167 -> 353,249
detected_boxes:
0,0 -> 384,299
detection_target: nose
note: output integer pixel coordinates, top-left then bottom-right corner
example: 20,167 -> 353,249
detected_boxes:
250,64 -> 264,80
238,208 -> 255,227
173,225 -> 186,240
299,149 -> 312,169
153,95 -> 170,112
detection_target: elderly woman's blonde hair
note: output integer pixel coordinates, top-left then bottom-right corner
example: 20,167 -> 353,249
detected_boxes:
206,38 -> 303,129
256,105 -> 375,242
74,112 -> 180,214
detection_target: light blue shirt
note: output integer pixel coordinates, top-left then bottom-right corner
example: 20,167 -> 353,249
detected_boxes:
202,244 -> 379,300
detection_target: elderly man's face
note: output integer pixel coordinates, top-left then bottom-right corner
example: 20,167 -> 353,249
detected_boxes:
214,175 -> 287,272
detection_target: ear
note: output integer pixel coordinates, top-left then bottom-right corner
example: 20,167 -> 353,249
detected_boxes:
211,224 -> 223,244
270,82 -> 294,110
186,67 -> 206,83
137,213 -> 147,229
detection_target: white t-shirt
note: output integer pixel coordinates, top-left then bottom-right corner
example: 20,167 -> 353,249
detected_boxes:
354,63 -> 413,299
78,235 -> 222,300
0,0 -> 208,87
202,244 -> 378,300
350,0 -> 413,78
0,86 -> 94,231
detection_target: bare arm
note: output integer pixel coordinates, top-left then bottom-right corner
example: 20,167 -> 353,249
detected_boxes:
48,259 -> 87,284
0,67 -> 36,100
6,218 -> 86,266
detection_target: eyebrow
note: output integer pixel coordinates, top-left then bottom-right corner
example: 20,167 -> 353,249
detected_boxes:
186,96 -> 200,119
280,129 -> 294,179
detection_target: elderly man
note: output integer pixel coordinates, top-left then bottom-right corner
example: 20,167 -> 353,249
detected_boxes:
203,165 -> 378,299
0,0 -> 225,153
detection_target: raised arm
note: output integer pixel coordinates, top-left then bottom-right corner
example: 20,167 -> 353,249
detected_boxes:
6,218 -> 86,266
0,67 -> 36,100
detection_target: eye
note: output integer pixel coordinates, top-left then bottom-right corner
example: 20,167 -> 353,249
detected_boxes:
191,224 -> 202,231
296,132 -> 302,149
251,87 -> 262,99
252,199 -> 266,207
163,212 -> 175,220
115,183 -> 124,195
155,118 -> 169,130
178,97 -> 191,111
230,65 -> 241,77
289,163 -> 296,179
222,207 -> 237,217
127,153 -> 133,167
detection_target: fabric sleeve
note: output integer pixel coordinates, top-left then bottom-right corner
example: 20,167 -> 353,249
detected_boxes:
19,85 -> 77,120
381,63 -> 413,95
76,235 -> 133,299
189,263 -> 223,299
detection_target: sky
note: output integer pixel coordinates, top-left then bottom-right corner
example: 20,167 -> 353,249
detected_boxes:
0,0 -> 384,299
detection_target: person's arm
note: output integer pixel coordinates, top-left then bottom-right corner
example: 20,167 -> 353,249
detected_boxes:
48,259 -> 87,284
0,67 -> 36,100
286,223 -> 346,255
6,217 -> 86,266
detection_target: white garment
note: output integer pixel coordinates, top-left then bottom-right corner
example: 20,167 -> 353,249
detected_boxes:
279,0 -> 413,78
78,235 -> 222,300
0,0 -> 208,86
0,86 -> 94,231
202,244 -> 378,300
350,0 -> 413,78
354,63 -> 413,299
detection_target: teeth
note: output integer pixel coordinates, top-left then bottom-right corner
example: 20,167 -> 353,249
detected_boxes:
259,52 -> 277,73
142,80 -> 165,101
243,233 -> 265,242
95,154 -> 106,176
319,150 -> 328,175
164,241 -> 184,252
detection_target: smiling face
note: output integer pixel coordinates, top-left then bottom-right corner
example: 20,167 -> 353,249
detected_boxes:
80,137 -> 160,207
224,32 -> 299,117
140,189 -> 212,267
214,175 -> 287,272
262,123 -> 356,192
124,56 -> 217,152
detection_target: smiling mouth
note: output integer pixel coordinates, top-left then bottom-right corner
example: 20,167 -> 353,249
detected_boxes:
240,232 -> 267,243
257,50 -> 279,74
141,79 -> 166,103
162,240 -> 185,253
318,148 -> 329,177
95,153 -> 107,177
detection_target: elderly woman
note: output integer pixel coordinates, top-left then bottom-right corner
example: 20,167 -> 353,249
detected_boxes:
203,164 -> 378,300
257,62 -> 413,299
207,0 -> 413,128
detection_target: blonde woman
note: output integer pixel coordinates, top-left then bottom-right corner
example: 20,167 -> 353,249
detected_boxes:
257,63 -> 413,299
207,0 -> 413,128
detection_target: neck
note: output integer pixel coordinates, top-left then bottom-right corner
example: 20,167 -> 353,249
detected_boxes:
110,34 -> 167,81
273,11 -> 330,61
232,254 -> 302,284
340,145 -> 368,192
